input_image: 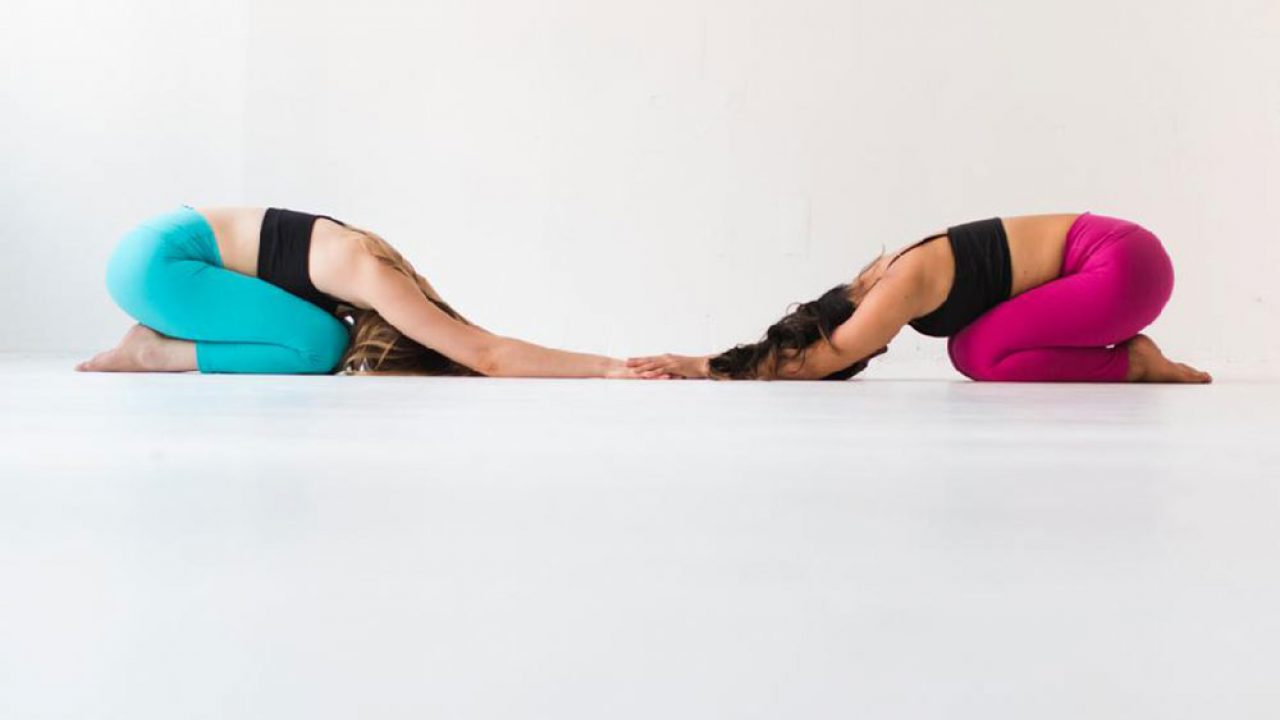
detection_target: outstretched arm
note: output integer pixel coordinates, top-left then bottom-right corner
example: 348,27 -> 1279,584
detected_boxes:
351,259 -> 630,378
771,274 -> 916,379
629,272 -> 919,380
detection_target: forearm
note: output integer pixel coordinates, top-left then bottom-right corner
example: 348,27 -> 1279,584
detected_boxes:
484,337 -> 616,378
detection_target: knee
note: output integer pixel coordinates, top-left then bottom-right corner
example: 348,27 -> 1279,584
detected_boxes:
105,227 -> 167,314
292,317 -> 350,374
948,331 -> 1005,381
1132,228 -> 1175,318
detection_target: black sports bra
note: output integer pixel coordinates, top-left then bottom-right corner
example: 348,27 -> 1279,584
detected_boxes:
258,208 -> 346,314
893,217 -> 1012,337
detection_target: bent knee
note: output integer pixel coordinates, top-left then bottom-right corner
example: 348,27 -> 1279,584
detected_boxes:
948,331 -> 1005,381
105,227 -> 170,315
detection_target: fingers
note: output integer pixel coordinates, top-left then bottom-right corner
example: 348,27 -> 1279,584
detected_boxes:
608,363 -> 674,380
626,354 -> 693,380
628,357 -> 673,374
637,369 -> 673,380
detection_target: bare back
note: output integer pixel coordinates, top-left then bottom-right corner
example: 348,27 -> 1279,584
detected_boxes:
1001,213 -> 1080,296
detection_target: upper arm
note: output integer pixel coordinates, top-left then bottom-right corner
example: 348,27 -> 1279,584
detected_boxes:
778,272 -> 920,380
352,258 -> 498,373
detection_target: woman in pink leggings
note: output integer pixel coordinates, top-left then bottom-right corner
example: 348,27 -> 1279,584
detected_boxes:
629,213 -> 1211,383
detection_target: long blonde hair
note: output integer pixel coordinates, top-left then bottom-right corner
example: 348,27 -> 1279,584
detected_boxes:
336,227 -> 479,376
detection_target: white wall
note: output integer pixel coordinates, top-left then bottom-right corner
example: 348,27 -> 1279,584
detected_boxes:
1,0 -> 247,348
4,0 -> 1278,372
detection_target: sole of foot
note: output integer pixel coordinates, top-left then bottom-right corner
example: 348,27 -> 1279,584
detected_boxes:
75,325 -> 186,373
1128,334 -> 1212,383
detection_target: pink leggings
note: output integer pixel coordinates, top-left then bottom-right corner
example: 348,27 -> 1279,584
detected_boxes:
947,213 -> 1173,382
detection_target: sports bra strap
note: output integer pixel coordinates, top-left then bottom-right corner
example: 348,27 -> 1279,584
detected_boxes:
887,232 -> 948,269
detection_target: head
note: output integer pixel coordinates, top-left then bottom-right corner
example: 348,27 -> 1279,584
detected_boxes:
708,249 -> 893,381
336,230 -> 478,376
708,284 -> 869,380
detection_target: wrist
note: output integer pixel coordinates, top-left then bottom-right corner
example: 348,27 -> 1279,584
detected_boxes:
600,356 -> 624,378
697,355 -> 712,378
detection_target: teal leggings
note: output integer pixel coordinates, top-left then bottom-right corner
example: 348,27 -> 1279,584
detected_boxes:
106,207 -> 350,374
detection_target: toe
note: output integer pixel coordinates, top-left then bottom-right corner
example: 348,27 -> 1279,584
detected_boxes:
1175,363 -> 1211,383
79,350 -> 116,372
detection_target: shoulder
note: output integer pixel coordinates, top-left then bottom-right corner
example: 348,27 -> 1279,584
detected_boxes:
309,224 -> 390,307
894,229 -> 958,286
313,221 -> 376,270
867,245 -> 944,319
879,246 -> 932,291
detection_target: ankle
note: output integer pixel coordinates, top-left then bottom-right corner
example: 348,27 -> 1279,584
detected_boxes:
135,336 -> 182,371
1125,340 -> 1146,382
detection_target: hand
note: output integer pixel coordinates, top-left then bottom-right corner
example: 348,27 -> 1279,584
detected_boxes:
603,358 -> 671,380
626,354 -> 711,379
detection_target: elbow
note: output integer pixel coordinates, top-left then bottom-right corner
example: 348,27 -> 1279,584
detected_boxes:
470,339 -> 508,377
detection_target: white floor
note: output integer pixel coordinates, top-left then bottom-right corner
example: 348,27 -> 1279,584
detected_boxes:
1,355 -> 1278,720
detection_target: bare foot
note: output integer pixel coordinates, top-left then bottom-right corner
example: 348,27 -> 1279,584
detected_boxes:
1125,334 -> 1212,383
75,325 -> 196,373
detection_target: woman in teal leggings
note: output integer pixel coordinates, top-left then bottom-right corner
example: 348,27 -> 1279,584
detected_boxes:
79,206 -> 638,377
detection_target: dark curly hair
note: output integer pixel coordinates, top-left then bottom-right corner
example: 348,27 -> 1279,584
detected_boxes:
707,284 -> 878,380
